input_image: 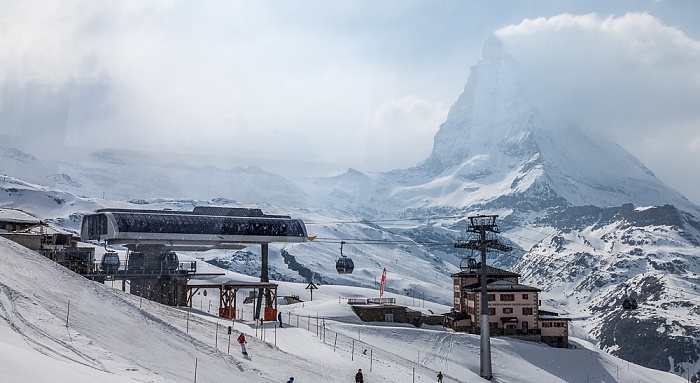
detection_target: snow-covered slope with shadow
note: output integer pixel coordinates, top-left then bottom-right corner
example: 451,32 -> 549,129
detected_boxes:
0,235 -> 688,383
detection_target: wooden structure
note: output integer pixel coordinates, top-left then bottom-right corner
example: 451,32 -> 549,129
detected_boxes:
187,281 -> 279,321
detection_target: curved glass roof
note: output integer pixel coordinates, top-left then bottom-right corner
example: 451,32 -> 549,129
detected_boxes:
111,213 -> 306,237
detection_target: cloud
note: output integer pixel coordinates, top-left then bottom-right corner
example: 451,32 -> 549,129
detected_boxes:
0,1 -> 423,174
366,96 -> 447,169
494,12 -> 700,204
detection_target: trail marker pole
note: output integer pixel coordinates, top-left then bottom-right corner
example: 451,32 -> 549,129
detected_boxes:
66,300 -> 70,327
215,322 -> 218,349
186,307 -> 190,333
352,339 -> 355,361
193,358 -> 198,383
334,332 -> 338,352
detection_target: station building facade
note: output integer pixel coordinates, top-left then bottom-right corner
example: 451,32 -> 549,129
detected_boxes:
448,265 -> 570,348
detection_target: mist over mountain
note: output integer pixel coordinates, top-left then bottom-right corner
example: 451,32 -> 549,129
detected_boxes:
2,35 -> 700,380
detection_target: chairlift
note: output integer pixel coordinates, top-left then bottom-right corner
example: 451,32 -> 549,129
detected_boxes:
335,241 -> 354,274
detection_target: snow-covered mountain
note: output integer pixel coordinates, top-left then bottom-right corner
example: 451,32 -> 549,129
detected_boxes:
2,35 -> 700,380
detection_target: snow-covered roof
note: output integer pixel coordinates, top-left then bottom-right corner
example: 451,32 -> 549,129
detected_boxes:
0,208 -> 40,224
464,279 -> 540,292
451,265 -> 520,278
26,225 -> 73,236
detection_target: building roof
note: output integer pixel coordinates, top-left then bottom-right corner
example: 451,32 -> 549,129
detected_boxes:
451,264 -> 520,278
538,309 -> 571,320
0,208 -> 40,224
464,279 -> 540,293
27,225 -> 74,236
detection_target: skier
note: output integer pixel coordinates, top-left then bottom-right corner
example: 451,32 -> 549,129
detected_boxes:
355,368 -> 364,383
237,333 -> 248,356
278,311 -> 283,328
286,378 -> 294,383
437,371 -> 443,382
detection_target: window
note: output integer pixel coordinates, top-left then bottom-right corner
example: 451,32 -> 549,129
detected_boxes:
555,322 -> 562,327
500,294 -> 515,301
503,307 -> 513,314
522,294 -> 529,300
454,298 -> 459,304
488,308 -> 496,315
487,294 -> 495,301
522,307 -> 533,315
541,322 -> 551,327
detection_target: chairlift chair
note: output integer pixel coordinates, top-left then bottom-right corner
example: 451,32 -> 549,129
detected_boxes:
335,241 -> 354,274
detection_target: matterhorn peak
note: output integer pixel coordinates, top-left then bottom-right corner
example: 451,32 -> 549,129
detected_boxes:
426,35 -> 539,172
412,34 -> 693,212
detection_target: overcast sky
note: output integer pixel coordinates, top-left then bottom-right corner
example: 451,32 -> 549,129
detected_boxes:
1,1 -> 699,204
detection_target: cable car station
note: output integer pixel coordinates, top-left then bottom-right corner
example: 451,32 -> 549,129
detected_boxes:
80,206 -> 309,320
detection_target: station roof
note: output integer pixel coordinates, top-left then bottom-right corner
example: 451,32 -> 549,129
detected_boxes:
0,208 -> 40,224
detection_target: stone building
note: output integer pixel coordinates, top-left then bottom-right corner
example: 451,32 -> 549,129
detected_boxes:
447,264 -> 570,347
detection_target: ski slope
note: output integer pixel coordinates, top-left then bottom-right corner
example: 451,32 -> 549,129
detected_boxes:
0,237 -> 684,382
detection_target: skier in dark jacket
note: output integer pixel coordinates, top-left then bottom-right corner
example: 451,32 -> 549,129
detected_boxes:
278,311 -> 283,328
286,378 -> 294,383
355,368 -> 364,383
437,371 -> 443,382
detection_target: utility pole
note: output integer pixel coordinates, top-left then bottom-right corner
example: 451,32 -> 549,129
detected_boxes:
455,214 -> 512,381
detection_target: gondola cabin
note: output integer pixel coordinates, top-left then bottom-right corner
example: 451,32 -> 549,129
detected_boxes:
460,257 -> 479,271
622,296 -> 638,310
101,251 -> 120,274
336,257 -> 355,274
336,241 -> 354,274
